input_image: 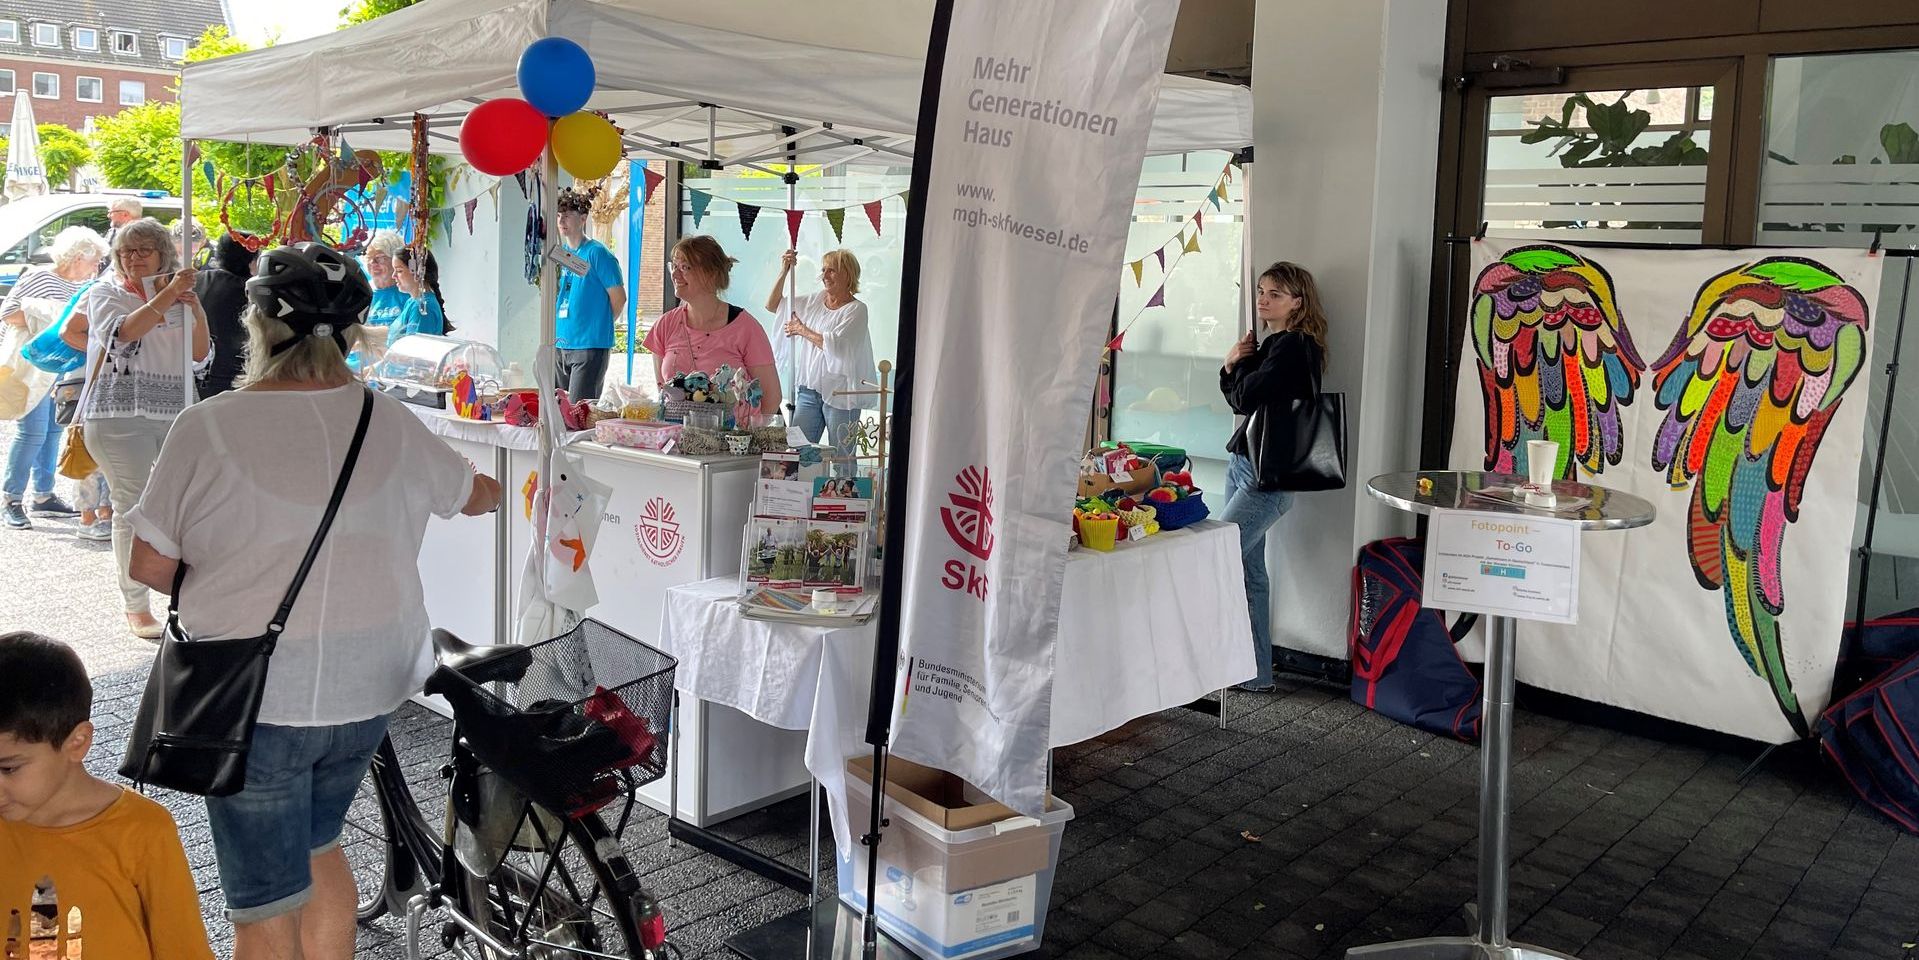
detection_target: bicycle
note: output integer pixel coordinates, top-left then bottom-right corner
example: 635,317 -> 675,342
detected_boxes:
345,620 -> 682,960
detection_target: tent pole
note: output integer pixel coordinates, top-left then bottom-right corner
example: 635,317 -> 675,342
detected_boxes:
180,139 -> 197,411
785,127 -> 800,425
536,146 -> 560,562
1843,254 -> 1914,696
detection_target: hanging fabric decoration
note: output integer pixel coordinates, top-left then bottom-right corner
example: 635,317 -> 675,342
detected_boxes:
264,173 -> 277,203
1153,247 -> 1166,271
737,202 -> 762,240
691,190 -> 713,228
514,171 -> 529,197
1194,210 -> 1204,234
825,207 -> 846,243
862,199 -> 884,236
642,167 -> 664,205
786,208 -> 805,247
1183,231 -> 1200,254
200,161 -> 216,190
1144,284 -> 1165,308
185,142 -> 201,164
1210,184 -> 1225,210
1129,260 -> 1144,286
464,198 -> 479,234
1107,331 -> 1126,352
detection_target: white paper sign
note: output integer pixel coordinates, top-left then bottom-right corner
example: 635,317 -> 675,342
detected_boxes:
548,243 -> 590,276
1423,510 -> 1580,624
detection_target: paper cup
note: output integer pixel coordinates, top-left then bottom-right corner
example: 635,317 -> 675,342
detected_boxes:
812,588 -> 838,614
1526,440 -> 1558,488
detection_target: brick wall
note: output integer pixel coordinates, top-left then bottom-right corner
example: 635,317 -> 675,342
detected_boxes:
0,58 -> 175,130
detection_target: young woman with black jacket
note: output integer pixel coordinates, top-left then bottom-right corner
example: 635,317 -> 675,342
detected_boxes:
1218,261 -> 1329,691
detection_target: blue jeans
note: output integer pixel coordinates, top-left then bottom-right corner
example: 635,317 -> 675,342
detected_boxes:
205,714 -> 390,922
3,393 -> 58,501
794,387 -> 860,462
1220,453 -> 1294,688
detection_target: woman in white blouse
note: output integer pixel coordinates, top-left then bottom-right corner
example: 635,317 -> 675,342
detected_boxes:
127,242 -> 501,959
66,218 -> 210,638
766,248 -> 879,451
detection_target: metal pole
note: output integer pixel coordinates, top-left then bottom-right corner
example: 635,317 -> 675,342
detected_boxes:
1847,255 -> 1913,685
180,140 -> 197,410
1477,614 -> 1517,947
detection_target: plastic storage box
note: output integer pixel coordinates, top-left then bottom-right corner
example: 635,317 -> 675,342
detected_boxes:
837,761 -> 1074,960
595,419 -> 682,450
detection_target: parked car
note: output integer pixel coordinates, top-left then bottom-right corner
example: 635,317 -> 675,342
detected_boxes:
0,192 -> 183,296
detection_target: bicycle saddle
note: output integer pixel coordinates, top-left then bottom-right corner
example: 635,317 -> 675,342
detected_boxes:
431,629 -> 533,686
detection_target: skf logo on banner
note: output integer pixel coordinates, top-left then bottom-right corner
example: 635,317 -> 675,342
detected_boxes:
939,465 -> 994,601
635,496 -> 684,567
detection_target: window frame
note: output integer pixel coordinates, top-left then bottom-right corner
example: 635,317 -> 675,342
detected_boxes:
75,75 -> 102,103
31,72 -> 58,99
111,30 -> 137,56
0,21 -> 19,44
72,26 -> 99,51
0,69 -> 14,96
162,35 -> 188,60
118,79 -> 146,106
30,22 -> 59,48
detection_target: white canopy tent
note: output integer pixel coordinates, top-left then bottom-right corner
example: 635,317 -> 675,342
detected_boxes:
180,0 -> 1251,165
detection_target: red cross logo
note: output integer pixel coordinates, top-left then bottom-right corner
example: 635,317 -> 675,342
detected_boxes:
635,497 -> 684,567
940,465 -> 995,562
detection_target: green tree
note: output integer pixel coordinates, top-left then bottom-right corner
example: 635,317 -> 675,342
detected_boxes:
340,0 -> 420,26
36,124 -> 93,186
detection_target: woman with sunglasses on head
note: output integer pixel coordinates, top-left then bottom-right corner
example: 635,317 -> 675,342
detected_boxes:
63,218 -> 210,639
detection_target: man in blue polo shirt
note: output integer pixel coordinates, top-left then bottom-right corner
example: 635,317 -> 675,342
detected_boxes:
554,187 -> 626,400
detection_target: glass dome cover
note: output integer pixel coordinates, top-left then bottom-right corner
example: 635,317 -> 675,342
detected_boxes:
371,334 -> 506,393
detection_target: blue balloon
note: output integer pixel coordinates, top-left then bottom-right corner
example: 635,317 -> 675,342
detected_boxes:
518,37 -> 596,118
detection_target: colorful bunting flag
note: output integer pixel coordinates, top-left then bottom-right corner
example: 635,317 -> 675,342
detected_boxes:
642,167 -> 665,205
738,202 -> 762,240
1210,184 -> 1225,209
1129,260 -> 1144,286
1183,231 -> 1200,254
825,207 -> 846,242
863,199 -> 884,236
514,172 -> 528,197
1106,331 -> 1125,352
691,190 -> 712,228
786,208 -> 805,247
464,198 -> 479,234
1144,285 -> 1165,308
264,174 -> 277,203
1154,247 -> 1166,271
200,161 -> 216,190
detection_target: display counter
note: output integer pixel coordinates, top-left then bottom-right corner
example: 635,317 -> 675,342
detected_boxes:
413,408 -> 805,826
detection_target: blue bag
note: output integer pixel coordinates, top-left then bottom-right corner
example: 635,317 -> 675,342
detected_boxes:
1818,651 -> 1919,833
1833,609 -> 1919,701
1349,537 -> 1482,741
20,281 -> 94,374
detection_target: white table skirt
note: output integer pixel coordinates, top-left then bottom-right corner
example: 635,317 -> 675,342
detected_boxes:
657,519 -> 1255,851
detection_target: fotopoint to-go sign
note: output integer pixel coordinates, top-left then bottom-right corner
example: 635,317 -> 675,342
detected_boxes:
887,0 -> 1181,818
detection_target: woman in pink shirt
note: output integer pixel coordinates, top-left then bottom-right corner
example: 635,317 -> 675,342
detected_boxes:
644,236 -> 782,418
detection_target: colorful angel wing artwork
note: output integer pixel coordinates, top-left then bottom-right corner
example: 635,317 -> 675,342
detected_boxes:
1471,245 -> 1644,480
1650,257 -> 1870,738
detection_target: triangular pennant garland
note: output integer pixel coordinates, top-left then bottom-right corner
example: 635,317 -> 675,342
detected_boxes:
1154,247 -> 1166,271
1144,285 -> 1165,309
1184,232 -> 1200,254
786,208 -> 805,247
738,202 -> 762,240
514,171 -> 528,197
643,167 -> 664,205
1107,331 -> 1126,353
1210,184 -> 1225,210
863,199 -> 884,237
825,207 -> 846,242
264,174 -> 277,203
1130,260 -> 1144,286
1194,210 -> 1204,234
464,198 -> 479,234
691,190 -> 713,228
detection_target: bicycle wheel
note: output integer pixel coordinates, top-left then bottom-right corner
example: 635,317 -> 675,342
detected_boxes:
344,767 -> 396,922
460,809 -> 659,959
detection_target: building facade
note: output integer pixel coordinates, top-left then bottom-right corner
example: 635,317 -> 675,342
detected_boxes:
0,0 -> 228,133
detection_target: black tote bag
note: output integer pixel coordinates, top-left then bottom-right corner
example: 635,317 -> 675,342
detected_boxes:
120,390 -> 375,797
1247,362 -> 1348,493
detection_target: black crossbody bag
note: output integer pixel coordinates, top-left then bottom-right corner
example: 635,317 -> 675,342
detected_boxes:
120,390 -> 376,797
1246,341 -> 1349,493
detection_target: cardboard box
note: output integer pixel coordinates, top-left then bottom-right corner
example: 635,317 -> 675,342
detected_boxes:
846,757 -> 1056,892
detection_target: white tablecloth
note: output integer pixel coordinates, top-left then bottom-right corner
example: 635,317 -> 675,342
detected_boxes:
407,405 -> 593,451
656,519 -> 1256,851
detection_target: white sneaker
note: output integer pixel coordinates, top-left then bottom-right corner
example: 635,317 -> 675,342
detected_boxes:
77,520 -> 112,542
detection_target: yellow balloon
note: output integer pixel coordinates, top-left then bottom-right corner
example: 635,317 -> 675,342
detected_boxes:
552,112 -> 623,180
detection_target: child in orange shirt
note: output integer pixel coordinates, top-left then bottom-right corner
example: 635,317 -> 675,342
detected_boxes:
0,632 -> 213,960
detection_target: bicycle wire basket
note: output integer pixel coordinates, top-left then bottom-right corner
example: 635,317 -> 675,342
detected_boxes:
426,619 -> 677,819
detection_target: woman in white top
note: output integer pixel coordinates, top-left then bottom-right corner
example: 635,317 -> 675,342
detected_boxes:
66,218 -> 210,638
1,226 -> 106,531
126,242 -> 502,959
767,248 -> 879,451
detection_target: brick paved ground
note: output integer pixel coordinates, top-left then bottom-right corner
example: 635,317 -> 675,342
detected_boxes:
7,426 -> 1917,959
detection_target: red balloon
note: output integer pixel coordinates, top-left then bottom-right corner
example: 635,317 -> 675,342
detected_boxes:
459,98 -> 549,176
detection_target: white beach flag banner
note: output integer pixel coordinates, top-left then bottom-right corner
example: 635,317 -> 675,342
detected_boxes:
887,0 -> 1179,816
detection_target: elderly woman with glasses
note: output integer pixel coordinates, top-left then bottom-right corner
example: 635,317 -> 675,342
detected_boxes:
63,217 -> 210,639
361,230 -> 409,330
2,226 -> 108,532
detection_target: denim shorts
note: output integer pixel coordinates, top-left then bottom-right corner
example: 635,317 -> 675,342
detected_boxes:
206,714 -> 390,922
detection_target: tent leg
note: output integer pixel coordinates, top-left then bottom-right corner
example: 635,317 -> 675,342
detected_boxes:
180,139 -> 198,410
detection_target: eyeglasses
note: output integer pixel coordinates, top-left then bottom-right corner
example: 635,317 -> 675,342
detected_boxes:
367,254 -> 393,266
119,247 -> 162,258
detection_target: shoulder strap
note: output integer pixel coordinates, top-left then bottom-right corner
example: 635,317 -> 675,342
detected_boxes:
726,303 -> 744,324
168,390 -> 377,639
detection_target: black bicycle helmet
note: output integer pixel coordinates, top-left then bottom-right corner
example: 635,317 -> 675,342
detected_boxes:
245,241 -> 374,356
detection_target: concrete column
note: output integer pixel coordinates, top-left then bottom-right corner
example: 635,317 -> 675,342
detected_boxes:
1250,0 -> 1447,658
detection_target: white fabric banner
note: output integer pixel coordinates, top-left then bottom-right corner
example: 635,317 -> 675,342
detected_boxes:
1447,239 -> 1883,742
887,0 -> 1179,815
